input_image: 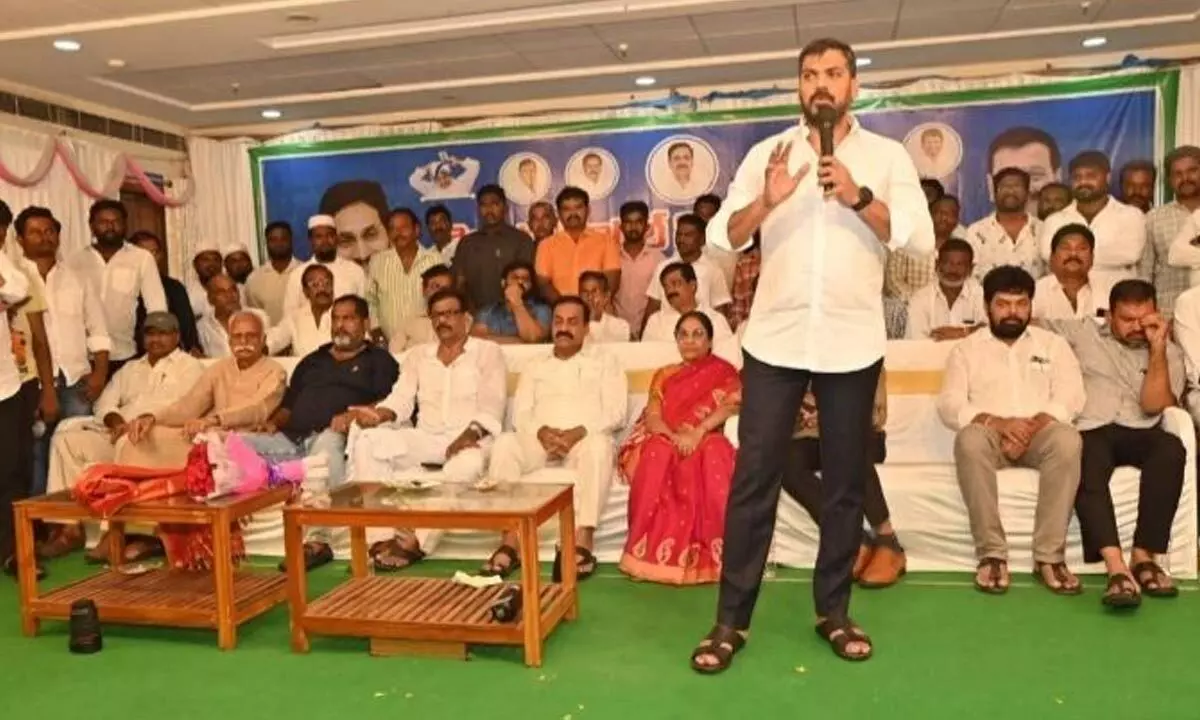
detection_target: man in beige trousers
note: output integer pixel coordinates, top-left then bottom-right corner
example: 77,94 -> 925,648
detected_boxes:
937,265 -> 1086,596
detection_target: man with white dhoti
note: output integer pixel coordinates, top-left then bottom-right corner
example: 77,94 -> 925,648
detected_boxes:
348,288 -> 506,571
43,313 -> 205,561
481,296 -> 627,580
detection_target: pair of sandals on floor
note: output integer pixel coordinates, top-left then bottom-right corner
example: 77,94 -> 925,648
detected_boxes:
690,616 -> 873,674
279,538 -> 598,580
975,557 -> 1178,607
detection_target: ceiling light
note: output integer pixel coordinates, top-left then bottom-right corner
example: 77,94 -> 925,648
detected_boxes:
635,76 -> 656,87
53,39 -> 82,52
261,109 -> 283,119
856,57 -> 872,68
1082,36 -> 1107,48
107,58 -> 126,69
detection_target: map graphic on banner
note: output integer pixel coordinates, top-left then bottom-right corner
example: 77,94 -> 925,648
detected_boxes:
253,72 -> 1173,261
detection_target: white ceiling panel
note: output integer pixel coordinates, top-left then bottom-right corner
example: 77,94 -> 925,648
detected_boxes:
690,7 -> 797,36
591,18 -> 701,44
895,7 -> 1002,38
794,0 -> 899,25
703,29 -> 799,55
795,19 -> 895,44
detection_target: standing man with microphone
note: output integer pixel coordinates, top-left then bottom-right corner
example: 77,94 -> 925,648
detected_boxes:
689,38 -> 933,671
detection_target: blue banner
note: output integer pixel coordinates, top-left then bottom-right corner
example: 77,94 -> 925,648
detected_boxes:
254,73 -> 1169,262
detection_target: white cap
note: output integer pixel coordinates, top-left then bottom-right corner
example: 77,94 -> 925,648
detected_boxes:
192,239 -> 220,259
308,214 -> 336,230
222,242 -> 251,258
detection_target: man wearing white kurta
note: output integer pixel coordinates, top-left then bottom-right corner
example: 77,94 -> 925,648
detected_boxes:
267,264 -> 333,357
348,288 -> 506,568
482,297 -> 627,580
905,239 -> 986,341
282,215 -> 367,319
1037,151 -> 1146,293
579,270 -> 631,343
1033,223 -> 1111,321
641,262 -> 735,345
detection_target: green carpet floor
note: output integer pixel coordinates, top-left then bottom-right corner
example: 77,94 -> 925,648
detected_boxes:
1,558 -> 1196,719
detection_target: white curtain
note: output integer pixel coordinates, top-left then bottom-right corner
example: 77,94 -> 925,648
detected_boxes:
0,126 -> 120,261
165,136 -> 258,286
1178,64 -> 1200,149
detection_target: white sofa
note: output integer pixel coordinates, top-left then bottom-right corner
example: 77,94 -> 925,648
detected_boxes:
184,340 -> 1199,577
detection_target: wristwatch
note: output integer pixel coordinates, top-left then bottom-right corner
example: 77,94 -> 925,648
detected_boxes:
851,186 -> 874,212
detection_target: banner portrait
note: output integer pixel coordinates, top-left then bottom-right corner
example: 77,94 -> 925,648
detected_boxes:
251,70 -> 1177,262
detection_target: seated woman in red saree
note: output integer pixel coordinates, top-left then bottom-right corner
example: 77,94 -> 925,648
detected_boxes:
618,311 -> 741,585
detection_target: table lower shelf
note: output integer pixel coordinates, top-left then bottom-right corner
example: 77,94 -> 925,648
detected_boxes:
30,569 -> 287,628
299,576 -> 572,645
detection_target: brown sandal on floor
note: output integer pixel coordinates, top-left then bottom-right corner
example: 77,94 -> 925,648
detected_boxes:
1131,561 -> 1179,599
1033,561 -> 1083,596
369,539 -> 425,573
815,617 -> 873,662
690,625 -> 747,674
480,544 -> 521,579
1101,573 -> 1142,610
40,526 -> 85,559
974,558 -> 1009,595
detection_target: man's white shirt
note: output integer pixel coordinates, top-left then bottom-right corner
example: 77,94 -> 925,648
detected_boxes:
646,254 -> 732,309
965,212 -> 1044,280
1033,274 -> 1112,321
65,243 -> 166,361
511,344 -> 627,438
0,250 -> 31,400
93,349 -> 206,422
936,325 -> 1086,431
905,279 -> 987,339
708,118 -> 934,372
1165,208 -> 1200,285
281,257 -> 366,319
380,338 -> 507,437
267,307 -> 332,358
642,305 -> 734,345
31,259 -> 112,385
588,313 -> 632,343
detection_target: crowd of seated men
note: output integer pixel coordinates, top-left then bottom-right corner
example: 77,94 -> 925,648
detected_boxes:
1,142 -> 1198,614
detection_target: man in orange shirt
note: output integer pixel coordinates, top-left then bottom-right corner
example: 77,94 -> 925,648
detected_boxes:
535,186 -> 621,301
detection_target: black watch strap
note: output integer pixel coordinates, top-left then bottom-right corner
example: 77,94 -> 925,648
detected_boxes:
851,186 -> 874,212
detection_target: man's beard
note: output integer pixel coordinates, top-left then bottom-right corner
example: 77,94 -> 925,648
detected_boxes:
1176,181 -> 1198,201
997,195 -> 1025,213
939,276 -> 966,289
231,269 -> 251,283
267,245 -> 292,261
1073,186 -> 1104,203
990,317 -> 1028,340
95,231 -> 123,247
313,247 -> 337,263
332,333 -> 361,350
801,95 -> 847,126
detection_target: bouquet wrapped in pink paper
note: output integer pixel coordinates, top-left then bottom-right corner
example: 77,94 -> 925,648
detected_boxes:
186,431 -> 309,501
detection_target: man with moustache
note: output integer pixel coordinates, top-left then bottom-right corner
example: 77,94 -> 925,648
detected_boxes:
246,221 -> 301,325
346,288 -> 506,571
389,265 -> 467,351
455,185 -> 535,311
267,264 -> 334,357
536,186 -> 621,300
481,297 -> 627,580
196,274 -> 245,358
187,243 -> 224,319
644,214 -> 732,332
1119,160 -> 1157,214
282,215 -> 367,319
666,142 -> 700,197
240,295 -> 398,572
1038,151 -> 1146,293
642,263 -> 734,345
1034,225 -> 1110,320
691,38 -> 933,670
472,261 -> 551,344
1037,182 -> 1072,221
425,206 -> 458,266
366,207 -> 442,345
906,239 -> 987,341
579,271 -> 631,343
65,199 -> 166,378
1145,146 -> 1200,313
121,311 -> 287,470
130,230 -> 201,354
1043,280 -> 1187,608
613,201 -> 665,337
937,266 -> 1086,595
966,167 -> 1044,280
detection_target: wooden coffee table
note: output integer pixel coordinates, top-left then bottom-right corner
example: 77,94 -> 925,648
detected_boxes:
283,481 -> 577,667
13,487 -> 292,650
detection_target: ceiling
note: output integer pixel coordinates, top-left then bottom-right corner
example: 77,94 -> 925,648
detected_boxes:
0,0 -> 1198,135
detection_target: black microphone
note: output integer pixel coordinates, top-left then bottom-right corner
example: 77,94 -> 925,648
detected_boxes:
816,106 -> 838,194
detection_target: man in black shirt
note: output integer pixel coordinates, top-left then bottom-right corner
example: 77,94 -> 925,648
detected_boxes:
240,294 -> 398,571
453,184 -> 535,311
130,231 -> 201,354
